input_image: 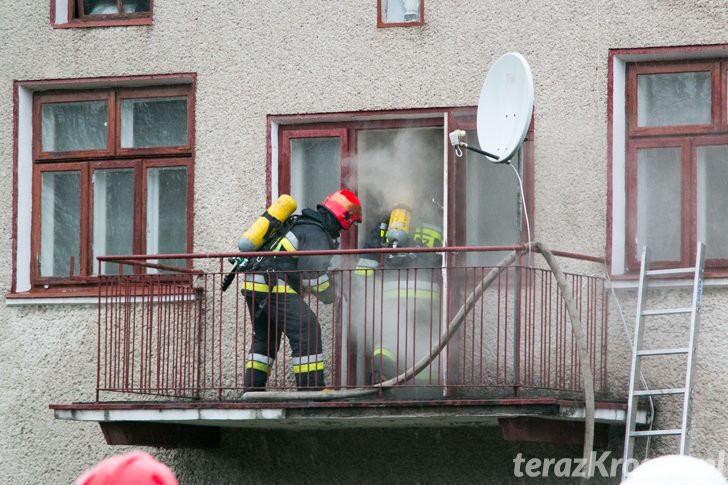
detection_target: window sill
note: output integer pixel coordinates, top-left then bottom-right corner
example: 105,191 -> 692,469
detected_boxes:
6,295 -> 99,306
377,21 -> 424,28
6,282 -> 198,306
607,274 -> 728,290
53,17 -> 153,29
6,286 -> 99,305
7,286 -> 99,298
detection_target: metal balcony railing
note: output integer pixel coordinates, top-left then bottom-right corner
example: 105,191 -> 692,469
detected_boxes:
94,246 -> 608,402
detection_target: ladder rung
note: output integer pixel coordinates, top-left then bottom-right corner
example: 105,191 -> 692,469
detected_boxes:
642,307 -> 693,316
645,267 -> 695,277
637,347 -> 689,357
630,429 -> 682,437
633,388 -> 685,396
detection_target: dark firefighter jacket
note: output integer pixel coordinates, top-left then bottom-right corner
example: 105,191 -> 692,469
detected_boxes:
243,207 -> 340,303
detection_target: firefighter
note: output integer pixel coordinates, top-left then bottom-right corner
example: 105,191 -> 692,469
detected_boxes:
242,189 -> 362,391
353,204 -> 443,387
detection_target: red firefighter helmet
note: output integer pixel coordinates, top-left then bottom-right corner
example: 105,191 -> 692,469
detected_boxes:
321,189 -> 362,230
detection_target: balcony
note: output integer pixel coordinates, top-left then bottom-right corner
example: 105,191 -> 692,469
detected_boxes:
51,245 -> 647,447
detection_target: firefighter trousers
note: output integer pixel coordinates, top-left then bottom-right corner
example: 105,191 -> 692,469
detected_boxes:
243,290 -> 326,391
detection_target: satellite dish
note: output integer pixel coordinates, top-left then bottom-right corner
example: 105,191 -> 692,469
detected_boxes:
476,52 -> 534,162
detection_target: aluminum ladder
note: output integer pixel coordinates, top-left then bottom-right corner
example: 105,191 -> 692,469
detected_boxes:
622,242 -> 705,479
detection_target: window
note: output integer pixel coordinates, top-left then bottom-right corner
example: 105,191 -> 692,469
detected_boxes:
624,59 -> 728,271
377,0 -> 424,27
272,109 -> 532,388
77,0 -> 151,16
52,0 -> 153,27
30,85 -> 193,286
271,108 -> 533,255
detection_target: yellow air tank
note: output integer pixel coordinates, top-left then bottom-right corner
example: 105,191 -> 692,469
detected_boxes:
386,204 -> 412,247
238,194 -> 297,252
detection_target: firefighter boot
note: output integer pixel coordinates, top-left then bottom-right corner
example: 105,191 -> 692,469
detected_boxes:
295,370 -> 326,391
243,367 -> 268,391
371,347 -> 398,384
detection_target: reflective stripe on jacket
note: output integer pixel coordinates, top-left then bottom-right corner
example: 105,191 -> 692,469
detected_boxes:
382,280 -> 440,300
240,211 -> 337,300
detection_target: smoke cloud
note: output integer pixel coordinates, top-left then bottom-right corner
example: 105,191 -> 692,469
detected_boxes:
345,127 -> 444,238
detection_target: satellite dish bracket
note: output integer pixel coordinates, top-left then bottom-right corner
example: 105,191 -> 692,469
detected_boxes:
462,143 -> 500,161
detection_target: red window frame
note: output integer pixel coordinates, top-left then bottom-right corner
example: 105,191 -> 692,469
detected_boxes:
377,0 -> 425,28
625,59 -> 728,271
30,85 -> 194,289
34,90 -> 115,161
275,116 -> 449,250
116,86 -> 194,157
270,108 -> 535,251
51,0 -> 153,28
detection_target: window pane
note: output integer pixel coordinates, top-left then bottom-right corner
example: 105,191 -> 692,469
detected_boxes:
637,71 -> 711,127
84,0 -> 119,14
40,172 -> 81,277
121,97 -> 188,148
42,101 -> 107,152
697,145 -> 728,260
466,131 -> 521,265
147,167 -> 188,272
383,0 -> 421,22
290,137 -> 341,213
93,169 -> 134,275
356,127 -> 443,247
122,0 -> 150,13
636,147 -> 681,261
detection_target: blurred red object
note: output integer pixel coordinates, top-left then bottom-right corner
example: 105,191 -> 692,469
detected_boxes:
74,451 -> 178,485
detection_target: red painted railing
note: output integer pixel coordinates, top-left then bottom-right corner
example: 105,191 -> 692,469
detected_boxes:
95,246 -> 608,401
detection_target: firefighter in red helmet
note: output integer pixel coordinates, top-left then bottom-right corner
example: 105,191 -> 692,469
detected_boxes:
241,189 -> 362,391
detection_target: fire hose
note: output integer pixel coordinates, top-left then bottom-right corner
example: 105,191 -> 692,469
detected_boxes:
242,242 -> 595,472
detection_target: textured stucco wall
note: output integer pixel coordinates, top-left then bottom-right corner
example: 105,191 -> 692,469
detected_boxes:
3,0 -> 728,483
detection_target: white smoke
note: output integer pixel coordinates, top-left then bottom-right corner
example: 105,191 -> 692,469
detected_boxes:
340,127 -> 445,388
346,127 -> 444,239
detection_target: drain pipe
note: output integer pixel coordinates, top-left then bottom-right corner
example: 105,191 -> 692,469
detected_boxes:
242,243 -> 596,473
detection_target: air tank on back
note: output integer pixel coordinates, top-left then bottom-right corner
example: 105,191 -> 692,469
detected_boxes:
238,194 -> 297,252
386,204 -> 412,248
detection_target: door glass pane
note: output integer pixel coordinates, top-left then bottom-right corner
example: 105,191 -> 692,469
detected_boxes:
147,167 -> 188,272
42,101 -> 107,152
83,0 -> 119,14
93,169 -> 134,275
637,71 -> 711,127
121,97 -> 188,148
382,0 -> 421,22
465,130 -> 521,266
356,127 -> 443,248
40,171 -> 81,277
122,0 -> 150,13
290,137 -> 341,213
636,147 -> 681,261
697,145 -> 728,260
